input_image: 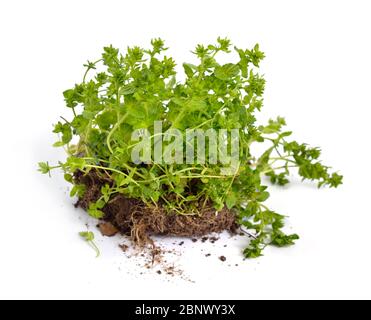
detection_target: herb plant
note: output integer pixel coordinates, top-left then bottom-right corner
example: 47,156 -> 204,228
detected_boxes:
39,38 -> 342,258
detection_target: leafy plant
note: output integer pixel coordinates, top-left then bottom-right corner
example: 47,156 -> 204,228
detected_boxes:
39,38 -> 342,258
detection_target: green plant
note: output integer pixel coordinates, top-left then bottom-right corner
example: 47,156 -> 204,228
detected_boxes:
79,231 -> 100,257
39,38 -> 342,258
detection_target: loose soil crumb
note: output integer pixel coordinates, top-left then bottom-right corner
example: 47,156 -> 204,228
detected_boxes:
151,247 -> 162,266
119,244 -> 129,252
165,266 -> 176,276
192,238 -> 198,243
179,241 -> 184,246
205,253 -> 211,257
202,237 -> 209,243
210,237 -> 219,244
120,242 -> 191,281
219,256 -> 227,262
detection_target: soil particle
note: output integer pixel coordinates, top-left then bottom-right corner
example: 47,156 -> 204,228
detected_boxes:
98,222 -> 119,237
210,236 -> 219,244
157,270 -> 162,275
119,244 -> 129,252
192,238 -> 198,243
178,241 -> 184,246
165,266 -> 176,276
201,237 -> 209,243
205,253 -> 211,257
151,247 -> 162,266
219,256 -> 227,262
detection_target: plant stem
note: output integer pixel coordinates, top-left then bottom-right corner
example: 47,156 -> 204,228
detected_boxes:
84,164 -> 139,186
107,112 -> 128,154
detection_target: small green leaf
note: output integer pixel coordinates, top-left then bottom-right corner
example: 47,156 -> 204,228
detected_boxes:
66,157 -> 86,172
172,97 -> 207,112
70,184 -> 86,198
120,83 -> 136,95
183,63 -> 196,78
271,233 -> 299,247
79,231 -> 95,242
225,193 -> 237,209
243,247 -> 263,259
79,231 -> 100,257
256,191 -> 270,202
53,122 -> 73,147
38,162 -> 51,175
214,63 -> 240,81
101,184 -> 111,203
87,206 -> 104,219
96,111 -> 117,130
64,174 -> 73,183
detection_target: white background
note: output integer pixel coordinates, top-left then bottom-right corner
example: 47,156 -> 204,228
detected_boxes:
0,0 -> 370,300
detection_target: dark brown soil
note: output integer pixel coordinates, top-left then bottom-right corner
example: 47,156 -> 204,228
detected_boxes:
75,170 -> 238,246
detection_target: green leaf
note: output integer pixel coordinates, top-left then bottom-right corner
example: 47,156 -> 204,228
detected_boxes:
53,122 -> 72,146
214,63 -> 240,81
172,97 -> 207,112
260,117 -> 286,134
120,83 -> 136,95
243,237 -> 265,259
183,63 -> 196,78
87,205 -> 104,219
38,162 -> 51,175
64,174 -> 73,183
271,233 -> 299,247
256,191 -> 270,202
79,231 -> 95,242
101,184 -> 111,203
70,184 -> 86,198
243,246 -> 263,259
216,37 -> 231,52
71,115 -> 89,135
225,192 -> 237,209
66,157 -> 86,172
328,173 -> 343,188
248,44 -> 265,67
96,111 -> 117,130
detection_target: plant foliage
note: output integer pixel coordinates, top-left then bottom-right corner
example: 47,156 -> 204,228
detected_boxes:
39,38 -> 342,257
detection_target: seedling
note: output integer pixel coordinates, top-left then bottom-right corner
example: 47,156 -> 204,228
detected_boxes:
79,231 -> 100,257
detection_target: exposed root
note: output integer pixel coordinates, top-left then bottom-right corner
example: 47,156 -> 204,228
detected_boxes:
75,171 -> 238,246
